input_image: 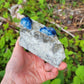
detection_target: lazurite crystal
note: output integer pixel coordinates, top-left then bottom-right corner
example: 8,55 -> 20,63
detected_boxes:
20,17 -> 32,30
40,27 -> 56,36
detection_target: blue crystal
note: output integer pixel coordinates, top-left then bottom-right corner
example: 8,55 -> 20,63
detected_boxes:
40,27 -> 56,36
20,17 -> 32,30
48,27 -> 56,36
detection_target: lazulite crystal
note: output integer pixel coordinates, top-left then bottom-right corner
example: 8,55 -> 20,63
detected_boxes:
40,27 -> 56,36
20,17 -> 32,30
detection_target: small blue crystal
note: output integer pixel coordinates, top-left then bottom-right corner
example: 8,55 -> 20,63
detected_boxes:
40,27 -> 56,36
20,17 -> 32,30
48,27 -> 56,36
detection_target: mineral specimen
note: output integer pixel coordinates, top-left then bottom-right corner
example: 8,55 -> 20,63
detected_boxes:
19,17 -> 65,68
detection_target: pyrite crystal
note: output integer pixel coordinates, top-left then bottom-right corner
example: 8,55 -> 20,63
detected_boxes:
19,17 -> 65,67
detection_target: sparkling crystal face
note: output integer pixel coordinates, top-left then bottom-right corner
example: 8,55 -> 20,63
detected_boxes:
20,17 -> 32,30
40,27 -> 56,36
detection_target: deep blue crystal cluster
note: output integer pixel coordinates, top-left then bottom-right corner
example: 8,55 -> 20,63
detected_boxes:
20,17 -> 32,30
40,27 -> 56,36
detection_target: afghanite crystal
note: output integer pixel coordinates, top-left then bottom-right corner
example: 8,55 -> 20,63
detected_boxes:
19,17 -> 65,67
20,17 -> 32,30
40,27 -> 56,36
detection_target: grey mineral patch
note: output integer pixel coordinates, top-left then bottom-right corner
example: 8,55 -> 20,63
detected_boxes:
19,20 -> 65,68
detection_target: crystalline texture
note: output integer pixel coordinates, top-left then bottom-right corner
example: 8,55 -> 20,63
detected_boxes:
19,18 -> 65,68
40,27 -> 56,36
20,17 -> 32,30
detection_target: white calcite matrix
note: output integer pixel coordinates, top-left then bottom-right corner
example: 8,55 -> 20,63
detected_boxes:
19,20 -> 66,67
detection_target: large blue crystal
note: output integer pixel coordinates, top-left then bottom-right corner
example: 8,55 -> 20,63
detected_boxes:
20,17 -> 32,30
40,27 -> 56,36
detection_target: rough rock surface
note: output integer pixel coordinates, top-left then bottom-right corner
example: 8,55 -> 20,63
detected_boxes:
19,20 -> 65,67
